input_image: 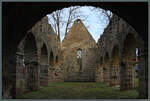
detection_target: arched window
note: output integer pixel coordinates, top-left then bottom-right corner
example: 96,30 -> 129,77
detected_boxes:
77,49 -> 82,59
77,49 -> 82,71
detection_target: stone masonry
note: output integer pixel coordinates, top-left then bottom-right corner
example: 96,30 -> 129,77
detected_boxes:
62,19 -> 97,81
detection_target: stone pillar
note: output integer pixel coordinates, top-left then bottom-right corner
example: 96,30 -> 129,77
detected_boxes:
95,63 -> 103,82
138,47 -> 148,98
25,62 -> 39,91
40,64 -> 48,86
16,52 -> 25,96
39,48 -> 49,86
120,61 -> 135,90
103,63 -> 110,85
3,49 -> 17,98
110,63 -> 120,86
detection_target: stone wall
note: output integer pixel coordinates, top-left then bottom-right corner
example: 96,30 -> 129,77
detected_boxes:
16,16 -> 62,95
96,14 -> 145,91
48,68 -> 64,82
62,19 -> 97,82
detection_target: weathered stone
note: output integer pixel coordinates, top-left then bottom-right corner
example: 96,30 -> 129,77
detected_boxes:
62,19 -> 96,81
96,14 -> 147,95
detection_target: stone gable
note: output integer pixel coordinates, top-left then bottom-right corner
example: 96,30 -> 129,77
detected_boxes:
62,19 -> 96,49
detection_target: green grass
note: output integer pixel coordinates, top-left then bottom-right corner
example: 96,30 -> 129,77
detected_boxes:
135,78 -> 139,88
17,82 -> 138,99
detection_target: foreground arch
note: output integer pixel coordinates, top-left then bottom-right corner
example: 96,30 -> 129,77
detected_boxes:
2,2 -> 148,99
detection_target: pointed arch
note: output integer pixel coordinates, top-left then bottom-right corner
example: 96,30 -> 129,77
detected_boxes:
41,44 -> 48,65
49,51 -> 54,66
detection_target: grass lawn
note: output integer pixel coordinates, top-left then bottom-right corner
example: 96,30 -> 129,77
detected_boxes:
17,82 -> 138,99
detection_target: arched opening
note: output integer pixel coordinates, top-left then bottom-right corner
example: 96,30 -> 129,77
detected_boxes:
110,45 -> 120,86
3,2 -> 148,99
77,48 -> 82,71
103,52 -> 110,85
41,44 -> 48,65
49,51 -> 54,67
55,55 -> 58,66
40,44 -> 48,86
24,33 -> 39,91
120,33 -> 136,90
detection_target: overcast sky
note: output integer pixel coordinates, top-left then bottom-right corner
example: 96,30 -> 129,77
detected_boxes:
47,6 -> 111,42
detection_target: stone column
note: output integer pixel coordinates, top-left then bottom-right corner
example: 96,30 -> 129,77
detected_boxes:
39,64 -> 48,86
25,62 -> 39,91
103,61 -> 110,85
120,60 -> 135,90
110,61 -> 120,86
109,60 -> 113,86
138,47 -> 148,98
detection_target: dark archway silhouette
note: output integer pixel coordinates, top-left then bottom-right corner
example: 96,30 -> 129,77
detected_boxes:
55,55 -> 58,66
50,51 -> 54,66
2,2 -> 148,98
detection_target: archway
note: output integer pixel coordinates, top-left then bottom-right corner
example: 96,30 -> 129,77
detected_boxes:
24,33 -> 39,91
55,55 -> 58,66
110,45 -> 120,86
103,52 -> 110,85
2,2 -> 148,99
49,51 -> 54,67
40,44 -> 48,86
120,33 -> 136,90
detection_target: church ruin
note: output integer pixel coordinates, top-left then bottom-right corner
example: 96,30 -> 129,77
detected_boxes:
3,8 -> 148,98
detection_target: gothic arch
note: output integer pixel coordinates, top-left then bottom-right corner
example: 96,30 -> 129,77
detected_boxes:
41,44 -> 48,65
49,51 -> 54,66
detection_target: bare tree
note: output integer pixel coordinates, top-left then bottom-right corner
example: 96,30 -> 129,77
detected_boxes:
64,6 -> 87,36
48,6 -> 88,41
48,10 -> 62,41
